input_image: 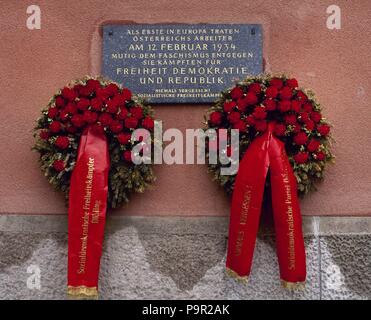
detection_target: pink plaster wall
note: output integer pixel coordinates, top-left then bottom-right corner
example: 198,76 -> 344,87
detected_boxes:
0,0 -> 370,216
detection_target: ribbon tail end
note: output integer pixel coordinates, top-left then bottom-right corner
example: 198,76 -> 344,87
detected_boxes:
225,268 -> 249,283
67,285 -> 99,299
280,279 -> 306,290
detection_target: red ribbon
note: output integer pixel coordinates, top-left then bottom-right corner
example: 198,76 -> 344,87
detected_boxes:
67,126 -> 110,297
226,123 -> 306,287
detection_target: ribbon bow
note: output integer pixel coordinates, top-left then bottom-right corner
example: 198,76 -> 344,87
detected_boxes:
226,123 -> 306,288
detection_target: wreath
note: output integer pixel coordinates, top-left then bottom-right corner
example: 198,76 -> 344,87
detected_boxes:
205,74 -> 334,196
33,76 -> 156,208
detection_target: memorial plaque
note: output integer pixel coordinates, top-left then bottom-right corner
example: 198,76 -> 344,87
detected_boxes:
103,24 -> 263,103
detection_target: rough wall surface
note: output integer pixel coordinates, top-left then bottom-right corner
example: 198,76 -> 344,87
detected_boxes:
0,1 -> 371,216
0,216 -> 370,300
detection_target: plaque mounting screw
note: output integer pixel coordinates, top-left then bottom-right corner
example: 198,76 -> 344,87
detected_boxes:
251,28 -> 255,35
108,31 -> 113,36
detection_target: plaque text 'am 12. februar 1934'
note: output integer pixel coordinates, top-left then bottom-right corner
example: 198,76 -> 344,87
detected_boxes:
103,24 -> 263,104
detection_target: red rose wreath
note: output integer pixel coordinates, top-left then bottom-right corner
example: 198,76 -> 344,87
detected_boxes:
33,77 -> 156,297
205,75 -> 333,288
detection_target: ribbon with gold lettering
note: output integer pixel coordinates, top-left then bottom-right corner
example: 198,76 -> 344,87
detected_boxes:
226,123 -> 306,288
67,125 -> 110,298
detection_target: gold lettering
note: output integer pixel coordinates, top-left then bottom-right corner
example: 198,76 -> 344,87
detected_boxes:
240,185 -> 252,225
281,152 -> 296,270
91,200 -> 101,224
77,158 -> 95,275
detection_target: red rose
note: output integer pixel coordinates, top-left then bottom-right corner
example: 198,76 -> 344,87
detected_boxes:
86,79 -> 101,91
253,107 -> 267,120
49,121 -> 62,133
39,130 -> 50,140
55,136 -> 70,149
118,108 -> 129,120
106,99 -> 119,114
73,84 -> 83,95
299,112 -> 310,122
230,87 -> 244,100
142,116 -> 155,130
286,78 -> 299,88
245,92 -> 258,105
99,113 -> 113,126
55,96 -> 65,108
236,97 -> 249,112
228,111 -> 241,124
284,114 -> 297,125
255,120 -> 267,132
265,86 -> 279,98
107,96 -> 119,107
291,100 -> 301,112
61,87 -> 77,102
124,117 -> 138,129
317,124 -> 330,136
117,133 -> 131,145
90,98 -> 103,111
233,120 -> 247,132
280,86 -> 293,100
59,110 -> 69,122
48,107 -> 58,119
245,115 -> 256,126
223,101 -> 236,113
263,99 -> 276,111
315,151 -> 326,161
278,100 -> 291,112
65,102 -> 77,114
310,111 -> 322,123
296,91 -> 308,103
294,132 -> 308,145
248,82 -> 262,94
274,123 -> 286,136
53,160 -> 65,172
307,139 -> 320,152
95,87 -> 109,101
304,120 -> 315,131
121,88 -> 132,101
83,111 -> 98,124
110,120 -> 123,133
130,106 -> 144,119
71,114 -> 85,128
112,94 -> 124,106
303,102 -> 313,113
123,150 -> 133,163
105,83 -> 119,97
269,78 -> 284,89
293,152 -> 309,164
209,111 -> 223,125
77,98 -> 90,111
79,85 -> 93,97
